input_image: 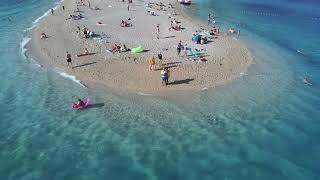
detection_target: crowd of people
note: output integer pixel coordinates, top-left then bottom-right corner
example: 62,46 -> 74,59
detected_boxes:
42,0 -> 236,88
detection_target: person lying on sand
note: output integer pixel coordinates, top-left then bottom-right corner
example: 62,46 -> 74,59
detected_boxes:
76,0 -> 85,6
74,8 -> 81,13
169,24 -> 181,31
110,44 -> 121,53
120,19 -> 132,27
40,33 -> 48,39
147,10 -> 156,16
120,44 -> 130,52
66,14 -> 83,20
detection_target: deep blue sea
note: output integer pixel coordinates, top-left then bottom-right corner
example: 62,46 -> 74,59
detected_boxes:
0,0 -> 319,179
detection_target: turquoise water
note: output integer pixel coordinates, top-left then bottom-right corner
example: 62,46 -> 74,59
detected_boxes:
0,0 -> 319,179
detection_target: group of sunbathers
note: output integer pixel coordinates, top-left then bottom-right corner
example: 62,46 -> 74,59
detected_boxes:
68,14 -> 83,20
120,19 -> 132,27
210,26 -> 219,36
169,18 -> 182,31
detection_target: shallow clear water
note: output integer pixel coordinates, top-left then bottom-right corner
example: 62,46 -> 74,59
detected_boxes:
0,0 -> 319,179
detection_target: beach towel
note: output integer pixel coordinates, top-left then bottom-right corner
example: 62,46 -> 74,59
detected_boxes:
189,48 -> 199,59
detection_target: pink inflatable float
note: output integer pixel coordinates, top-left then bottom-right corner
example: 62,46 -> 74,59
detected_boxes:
72,98 -> 90,109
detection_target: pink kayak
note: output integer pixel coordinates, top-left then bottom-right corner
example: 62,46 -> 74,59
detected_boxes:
72,98 -> 90,109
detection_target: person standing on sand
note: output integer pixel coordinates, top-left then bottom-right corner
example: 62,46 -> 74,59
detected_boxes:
156,24 -> 160,39
149,55 -> 156,71
66,51 -> 72,69
62,5 -> 65,10
88,1 -> 91,8
161,67 -> 169,86
177,40 -> 182,56
208,14 -> 211,24
184,44 -> 188,56
127,4 -> 130,11
158,52 -> 163,67
51,8 -> 54,15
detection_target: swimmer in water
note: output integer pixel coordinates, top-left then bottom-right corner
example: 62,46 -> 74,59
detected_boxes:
296,49 -> 306,56
301,73 -> 312,86
302,78 -> 312,86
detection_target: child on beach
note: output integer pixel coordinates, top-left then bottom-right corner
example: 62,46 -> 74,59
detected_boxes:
161,68 -> 169,86
66,51 -> 72,69
149,55 -> 156,70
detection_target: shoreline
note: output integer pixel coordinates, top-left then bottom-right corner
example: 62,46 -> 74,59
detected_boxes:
27,0 -> 253,93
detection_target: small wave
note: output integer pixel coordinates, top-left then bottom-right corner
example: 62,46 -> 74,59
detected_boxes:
240,72 -> 248,76
20,36 -> 43,68
20,37 -> 31,58
55,69 -> 87,88
240,10 -> 280,17
24,0 -> 64,32
137,92 -> 153,96
25,10 -> 50,31
29,58 -> 42,67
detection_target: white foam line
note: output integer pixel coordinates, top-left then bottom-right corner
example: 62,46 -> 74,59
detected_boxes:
29,58 -> 42,67
21,0 -> 65,67
20,37 -> 31,59
55,69 -> 87,88
24,0 -> 64,32
137,92 -> 153,96
240,72 -> 248,76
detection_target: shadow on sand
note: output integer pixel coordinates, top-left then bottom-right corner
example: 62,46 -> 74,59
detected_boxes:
77,52 -> 98,57
73,62 -> 97,69
168,78 -> 194,85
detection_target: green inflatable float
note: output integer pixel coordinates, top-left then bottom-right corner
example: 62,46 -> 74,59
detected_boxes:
131,46 -> 144,53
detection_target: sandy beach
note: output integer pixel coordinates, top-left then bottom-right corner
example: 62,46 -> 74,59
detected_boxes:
29,0 -> 252,92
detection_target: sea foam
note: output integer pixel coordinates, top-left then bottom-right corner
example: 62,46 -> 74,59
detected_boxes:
25,0 -> 64,32
20,37 -> 31,58
137,92 -> 153,96
55,69 -> 87,88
